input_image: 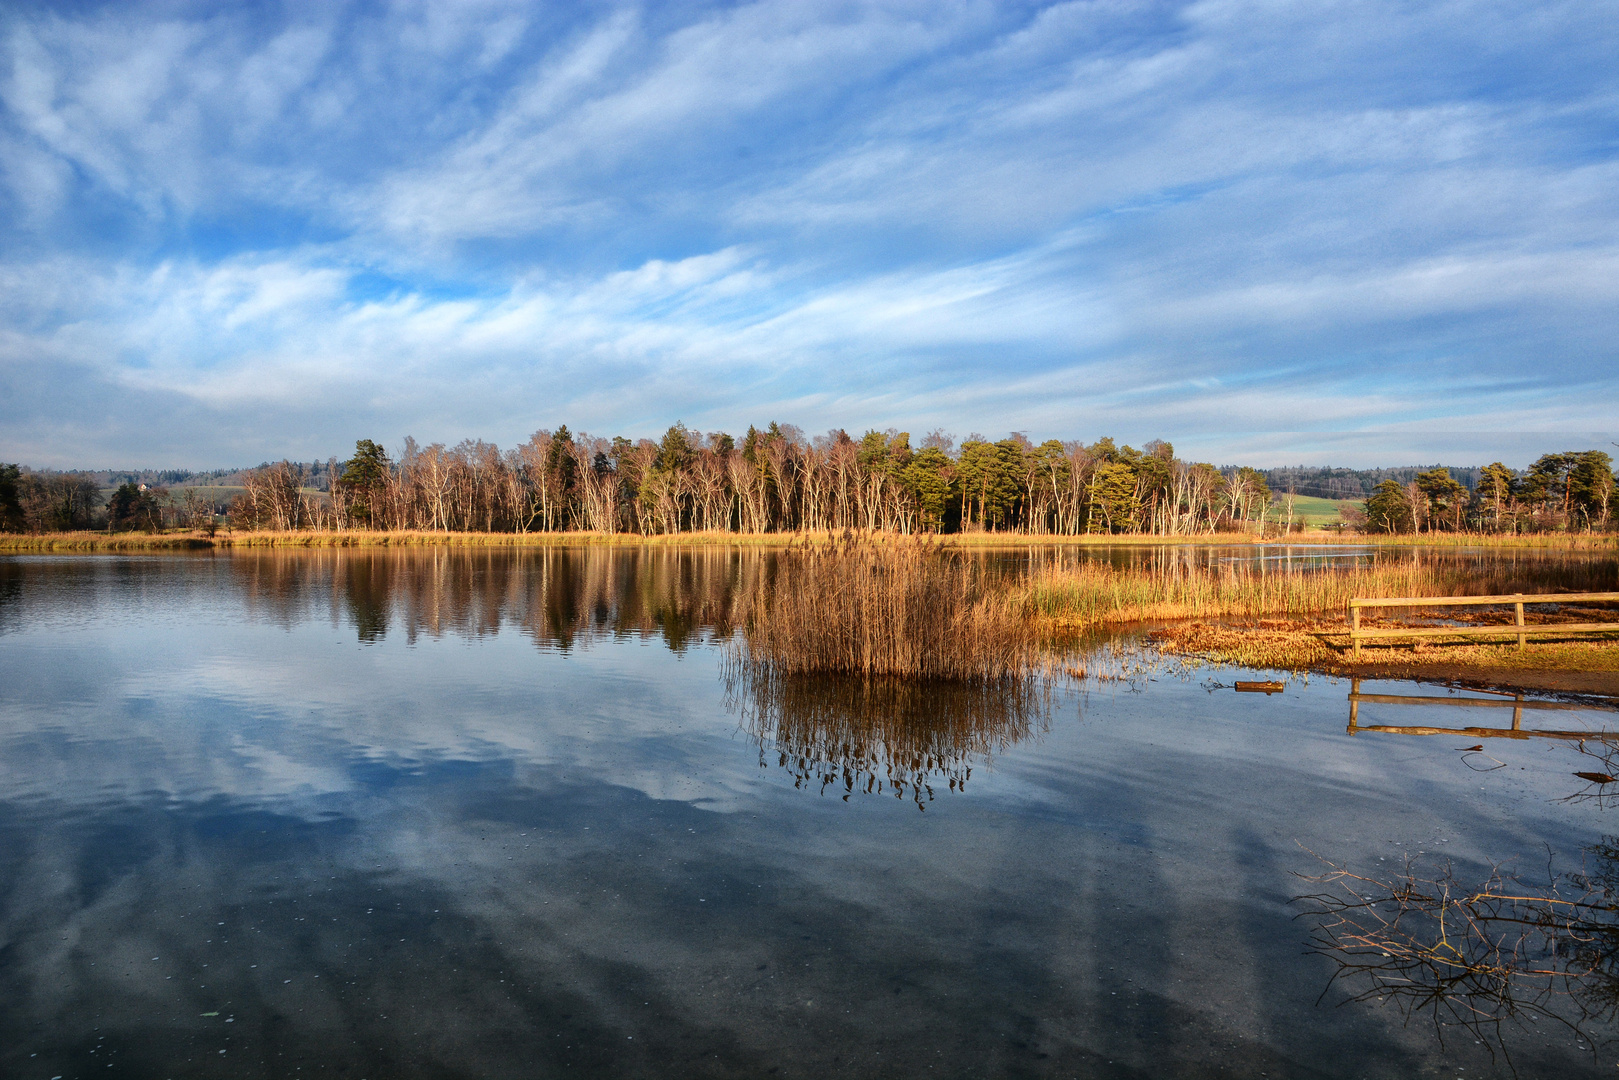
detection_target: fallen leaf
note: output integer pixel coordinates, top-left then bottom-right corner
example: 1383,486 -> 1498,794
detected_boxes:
1575,772 -> 1617,784
1458,745 -> 1485,752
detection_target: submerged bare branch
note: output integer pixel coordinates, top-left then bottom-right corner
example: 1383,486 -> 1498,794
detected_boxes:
1295,845 -> 1619,1068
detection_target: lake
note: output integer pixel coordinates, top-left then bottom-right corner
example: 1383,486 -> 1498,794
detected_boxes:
2,547 -> 1617,1078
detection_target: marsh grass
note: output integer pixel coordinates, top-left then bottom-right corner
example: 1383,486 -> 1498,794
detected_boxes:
733,532 -> 1036,681
6,527 -> 1613,553
216,529 -> 820,548
0,531 -> 216,551
0,529 -> 854,551
1016,559 -> 1589,629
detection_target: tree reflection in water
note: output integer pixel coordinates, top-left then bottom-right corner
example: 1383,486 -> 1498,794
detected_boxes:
227,546 -> 748,649
725,663 -> 1049,809
1297,833 -> 1619,1069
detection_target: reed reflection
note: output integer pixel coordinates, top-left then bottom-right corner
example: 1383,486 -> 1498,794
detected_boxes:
725,665 -> 1049,809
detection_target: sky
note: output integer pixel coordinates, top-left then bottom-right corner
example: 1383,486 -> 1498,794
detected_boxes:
0,0 -> 1615,470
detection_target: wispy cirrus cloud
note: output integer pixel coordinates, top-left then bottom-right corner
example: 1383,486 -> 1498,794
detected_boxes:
0,0 -> 1614,468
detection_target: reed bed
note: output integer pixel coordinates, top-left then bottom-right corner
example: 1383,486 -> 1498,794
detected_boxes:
216,528 -> 830,548
0,529 -> 830,551
4,527 -> 1612,553
733,532 -> 1036,681
1017,559 -> 1555,629
0,531 -> 215,551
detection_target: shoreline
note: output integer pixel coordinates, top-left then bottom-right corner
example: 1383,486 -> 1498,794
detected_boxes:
7,529 -> 1617,697
3,528 -> 1615,552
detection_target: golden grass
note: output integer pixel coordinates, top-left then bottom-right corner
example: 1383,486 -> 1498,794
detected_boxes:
0,528 -> 824,551
3,526 -> 1612,552
1148,619 -> 1619,676
1017,560 -> 1503,628
0,531 -> 216,551
733,533 -> 1036,681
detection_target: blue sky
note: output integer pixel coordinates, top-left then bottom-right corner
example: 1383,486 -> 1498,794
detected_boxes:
1,0 -> 1615,469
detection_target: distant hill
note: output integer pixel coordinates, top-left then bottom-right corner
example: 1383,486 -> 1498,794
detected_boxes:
1256,465 -> 1483,501
22,461 -> 338,493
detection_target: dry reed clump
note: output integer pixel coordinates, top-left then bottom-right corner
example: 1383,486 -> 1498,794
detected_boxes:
732,532 -> 1036,682
0,529 -> 848,552
0,531 -> 215,551
1017,560 -> 1519,628
217,528 -> 830,548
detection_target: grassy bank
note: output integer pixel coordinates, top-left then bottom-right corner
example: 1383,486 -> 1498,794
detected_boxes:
4,527 -> 1615,553
1017,557 -> 1619,692
1144,619 -> 1619,698
1149,619 -> 1619,672
0,529 -> 820,551
0,532 -> 218,551
1017,560 -> 1513,629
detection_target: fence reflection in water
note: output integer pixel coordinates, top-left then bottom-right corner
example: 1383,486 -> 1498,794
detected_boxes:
1346,678 -> 1618,742
1302,681 -> 1619,1063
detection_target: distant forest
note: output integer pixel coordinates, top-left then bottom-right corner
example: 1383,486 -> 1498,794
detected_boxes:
1,426 -> 1613,535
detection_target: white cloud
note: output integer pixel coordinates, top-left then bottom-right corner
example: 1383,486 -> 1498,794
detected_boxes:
0,0 -> 1614,467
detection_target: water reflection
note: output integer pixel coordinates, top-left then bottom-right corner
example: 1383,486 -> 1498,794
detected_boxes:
8,548 -> 1619,1076
6,545 -> 1613,649
1300,836 -> 1619,1068
726,666 -> 1049,809
1307,680 -> 1619,1062
232,547 -> 749,650
1345,679 -> 1619,742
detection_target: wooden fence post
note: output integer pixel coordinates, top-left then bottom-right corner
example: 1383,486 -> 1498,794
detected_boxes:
1350,602 -> 1361,659
1515,600 -> 1525,651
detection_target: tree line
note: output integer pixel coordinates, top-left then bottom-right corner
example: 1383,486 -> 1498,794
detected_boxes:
1353,452 -> 1615,534
0,466 -> 224,534
4,433 -> 1613,536
226,426 -> 1279,536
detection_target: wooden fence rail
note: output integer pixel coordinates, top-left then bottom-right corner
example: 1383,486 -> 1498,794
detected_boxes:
1347,592 -> 1619,658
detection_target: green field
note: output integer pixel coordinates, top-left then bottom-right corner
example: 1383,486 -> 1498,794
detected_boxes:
1269,494 -> 1359,528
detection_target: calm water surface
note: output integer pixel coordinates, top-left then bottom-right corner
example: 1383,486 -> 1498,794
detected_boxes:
2,548 -> 1618,1079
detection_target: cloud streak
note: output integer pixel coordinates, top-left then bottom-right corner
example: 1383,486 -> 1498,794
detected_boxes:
0,0 -> 1614,467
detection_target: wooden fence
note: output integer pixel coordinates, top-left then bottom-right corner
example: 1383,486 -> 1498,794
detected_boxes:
1347,592 -> 1619,658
